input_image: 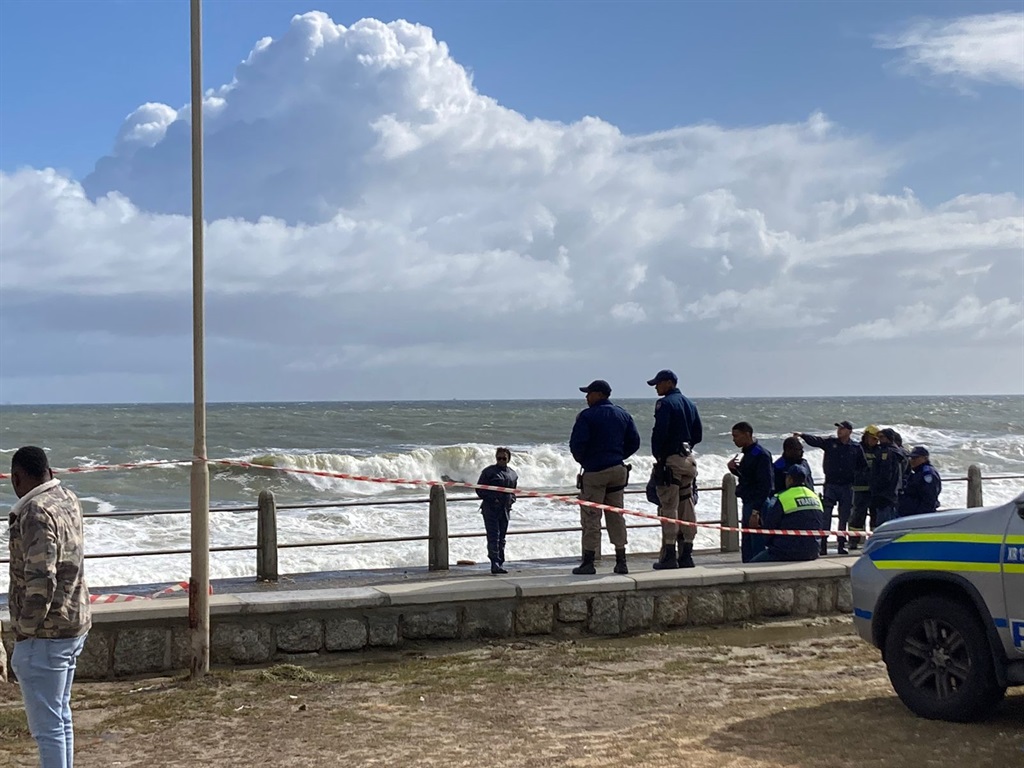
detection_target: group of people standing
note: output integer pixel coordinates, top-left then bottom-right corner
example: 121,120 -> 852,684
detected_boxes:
476,375 -> 944,572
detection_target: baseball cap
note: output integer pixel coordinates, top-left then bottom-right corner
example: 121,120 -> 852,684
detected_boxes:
880,428 -> 898,442
863,425 -> 880,436
910,446 -> 929,458
786,464 -> 808,481
579,379 -> 611,396
834,420 -> 854,430
646,369 -> 678,386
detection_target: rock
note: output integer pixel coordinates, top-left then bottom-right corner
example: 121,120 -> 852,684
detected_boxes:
276,618 -> 323,653
211,623 -> 273,665
723,589 -> 752,621
621,595 -> 654,632
402,609 -> 459,640
113,628 -> 169,676
688,591 -> 724,625
754,585 -> 795,617
464,606 -> 513,638
325,618 -> 368,651
515,602 -> 554,635
589,595 -> 620,636
794,585 -> 820,616
556,597 -> 588,623
368,616 -> 399,647
655,594 -> 688,626
837,579 -> 853,613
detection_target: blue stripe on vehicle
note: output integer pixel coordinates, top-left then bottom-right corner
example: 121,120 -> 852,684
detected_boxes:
854,608 -> 872,620
869,541 -> 1002,564
993,617 -> 1008,628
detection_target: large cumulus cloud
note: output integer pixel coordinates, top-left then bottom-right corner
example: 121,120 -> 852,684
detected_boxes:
1,12 -> 1022,401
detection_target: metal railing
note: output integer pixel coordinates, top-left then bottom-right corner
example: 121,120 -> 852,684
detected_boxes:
2,467 -> 1020,580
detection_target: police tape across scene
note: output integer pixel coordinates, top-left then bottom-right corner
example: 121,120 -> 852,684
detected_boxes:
2,456 -> 872,540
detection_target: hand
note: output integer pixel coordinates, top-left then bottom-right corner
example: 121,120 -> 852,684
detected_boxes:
792,432 -> 801,439
727,458 -> 739,473
750,511 -> 761,528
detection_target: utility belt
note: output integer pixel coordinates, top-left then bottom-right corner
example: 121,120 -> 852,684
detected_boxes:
653,462 -> 688,489
576,463 -> 632,492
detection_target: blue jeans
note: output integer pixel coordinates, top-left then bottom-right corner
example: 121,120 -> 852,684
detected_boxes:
11,634 -> 88,768
741,500 -> 767,563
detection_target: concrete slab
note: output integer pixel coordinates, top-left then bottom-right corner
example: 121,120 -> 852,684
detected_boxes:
90,594 -> 243,624
506,573 -> 635,598
233,587 -> 387,615
629,569 -> 708,589
376,578 -> 517,606
742,560 -> 839,583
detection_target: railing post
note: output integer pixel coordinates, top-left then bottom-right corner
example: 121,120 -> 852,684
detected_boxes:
428,484 -> 449,571
967,465 -> 984,508
256,490 -> 278,582
720,474 -> 739,553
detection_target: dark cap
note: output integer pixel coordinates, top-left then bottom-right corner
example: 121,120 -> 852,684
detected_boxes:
579,379 -> 611,396
880,428 -> 898,442
910,446 -> 929,458
646,369 -> 678,386
835,420 -> 854,431
786,464 -> 808,481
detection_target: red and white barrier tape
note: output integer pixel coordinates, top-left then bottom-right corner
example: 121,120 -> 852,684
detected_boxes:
89,581 -> 212,604
1,456 -> 869,540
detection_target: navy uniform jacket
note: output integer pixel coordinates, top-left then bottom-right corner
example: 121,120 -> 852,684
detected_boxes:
476,464 -> 518,514
762,485 -> 823,561
772,457 -> 814,495
570,400 -> 641,473
898,462 -> 942,517
871,444 -> 906,505
651,388 -> 703,462
734,442 -> 773,508
798,435 -> 867,486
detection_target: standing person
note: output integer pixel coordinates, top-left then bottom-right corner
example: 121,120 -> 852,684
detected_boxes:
871,428 -> 905,526
646,369 -> 703,570
569,379 -> 641,575
848,426 -> 880,549
773,437 -> 814,496
795,420 -> 867,556
898,447 -> 942,517
475,447 -> 518,574
750,465 -> 824,563
727,422 -> 774,563
8,446 -> 91,768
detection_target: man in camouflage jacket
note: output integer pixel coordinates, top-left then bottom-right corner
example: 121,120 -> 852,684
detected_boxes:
8,445 -> 91,768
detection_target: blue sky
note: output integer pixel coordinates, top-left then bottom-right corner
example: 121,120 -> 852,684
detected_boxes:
0,1 -> 1022,402
3,0 -> 1021,200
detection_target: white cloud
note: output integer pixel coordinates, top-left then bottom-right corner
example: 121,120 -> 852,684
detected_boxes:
1,11 -> 1022,400
878,12 -> 1024,89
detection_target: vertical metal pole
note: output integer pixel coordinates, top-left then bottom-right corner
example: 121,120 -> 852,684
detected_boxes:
188,0 -> 210,678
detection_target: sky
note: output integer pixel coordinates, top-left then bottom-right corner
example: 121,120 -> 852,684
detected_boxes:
0,0 -> 1022,403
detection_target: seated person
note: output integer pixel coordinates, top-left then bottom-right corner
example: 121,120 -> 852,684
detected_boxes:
751,465 -> 823,563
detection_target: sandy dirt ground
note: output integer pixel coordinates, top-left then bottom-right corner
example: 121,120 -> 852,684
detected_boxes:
1,616 -> 1021,768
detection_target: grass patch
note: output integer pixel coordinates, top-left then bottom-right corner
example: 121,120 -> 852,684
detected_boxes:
256,664 -> 336,684
0,705 -> 29,740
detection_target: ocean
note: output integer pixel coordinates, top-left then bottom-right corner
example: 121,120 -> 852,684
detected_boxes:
1,396 -> 1022,591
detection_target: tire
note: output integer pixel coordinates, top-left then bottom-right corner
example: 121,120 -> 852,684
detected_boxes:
884,596 -> 1006,722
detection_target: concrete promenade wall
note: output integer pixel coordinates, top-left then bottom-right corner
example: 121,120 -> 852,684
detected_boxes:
2,559 -> 854,680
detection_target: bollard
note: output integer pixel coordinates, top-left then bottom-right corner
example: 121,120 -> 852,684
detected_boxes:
428,484 -> 449,571
256,490 -> 279,582
967,464 -> 984,508
720,473 -> 739,553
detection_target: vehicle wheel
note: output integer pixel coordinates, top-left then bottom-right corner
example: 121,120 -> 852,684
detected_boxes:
884,596 -> 1006,722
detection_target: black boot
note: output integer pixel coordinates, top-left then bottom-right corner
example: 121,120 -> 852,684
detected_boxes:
848,531 -> 862,551
837,536 -> 848,556
677,539 -> 695,568
490,560 -> 507,575
613,548 -> 628,574
653,545 -> 679,570
819,536 -> 828,556
572,550 -> 596,575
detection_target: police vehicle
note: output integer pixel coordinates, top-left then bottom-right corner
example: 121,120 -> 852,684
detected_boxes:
851,491 -> 1024,721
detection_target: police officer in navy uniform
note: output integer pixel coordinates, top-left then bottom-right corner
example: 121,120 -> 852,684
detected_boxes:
898,446 -> 942,517
795,420 -> 867,556
728,422 -> 774,563
475,447 -> 518,574
646,369 -> 703,570
569,379 -> 641,575
870,428 -> 904,526
750,465 -> 823,562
